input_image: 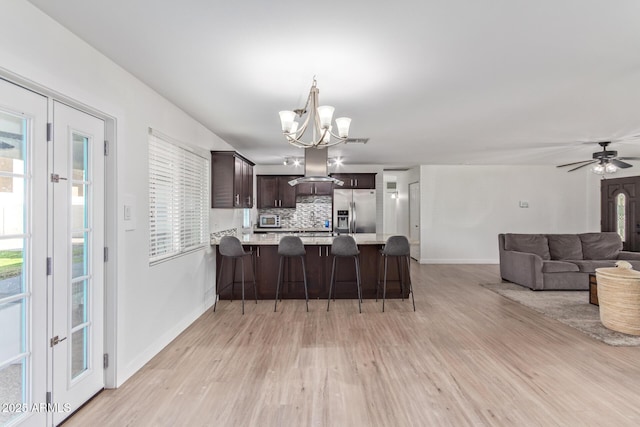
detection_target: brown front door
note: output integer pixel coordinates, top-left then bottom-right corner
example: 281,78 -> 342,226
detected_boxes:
601,176 -> 640,251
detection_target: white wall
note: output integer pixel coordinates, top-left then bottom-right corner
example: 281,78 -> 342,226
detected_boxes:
418,165 -> 595,264
0,0 -> 238,386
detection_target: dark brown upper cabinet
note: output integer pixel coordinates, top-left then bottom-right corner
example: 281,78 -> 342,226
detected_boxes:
256,175 -> 300,208
296,181 -> 334,196
211,151 -> 255,208
330,173 -> 376,189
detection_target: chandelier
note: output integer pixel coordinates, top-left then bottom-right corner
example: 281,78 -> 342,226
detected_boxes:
279,78 -> 352,148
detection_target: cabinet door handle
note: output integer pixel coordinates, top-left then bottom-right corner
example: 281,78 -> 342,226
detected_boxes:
235,194 -> 240,205
319,246 -> 322,256
355,179 -> 358,187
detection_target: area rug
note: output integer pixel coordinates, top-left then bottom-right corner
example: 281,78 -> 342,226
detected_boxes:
481,282 -> 640,346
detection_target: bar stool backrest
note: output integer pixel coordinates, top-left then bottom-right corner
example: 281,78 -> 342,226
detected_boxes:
382,235 -> 410,256
278,236 -> 306,256
219,236 -> 246,257
332,235 -> 359,256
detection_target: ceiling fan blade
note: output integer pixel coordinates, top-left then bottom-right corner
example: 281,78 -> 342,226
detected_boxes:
617,157 -> 640,161
568,160 -> 597,172
610,159 -> 633,169
556,160 -> 593,168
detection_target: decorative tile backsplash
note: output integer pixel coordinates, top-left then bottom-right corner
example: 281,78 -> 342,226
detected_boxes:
259,195 -> 332,228
210,228 -> 239,241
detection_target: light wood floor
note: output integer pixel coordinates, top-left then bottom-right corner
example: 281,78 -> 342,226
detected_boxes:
64,264 -> 640,426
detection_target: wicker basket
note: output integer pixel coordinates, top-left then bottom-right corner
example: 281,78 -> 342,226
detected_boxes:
595,261 -> 640,335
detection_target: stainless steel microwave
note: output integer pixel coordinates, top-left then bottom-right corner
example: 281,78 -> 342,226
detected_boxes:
259,214 -> 281,228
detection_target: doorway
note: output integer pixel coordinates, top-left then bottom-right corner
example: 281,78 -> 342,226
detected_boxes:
601,176 -> 640,251
0,79 -> 107,426
409,182 -> 420,260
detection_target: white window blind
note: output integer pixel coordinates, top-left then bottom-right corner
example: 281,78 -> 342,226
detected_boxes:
149,129 -> 209,264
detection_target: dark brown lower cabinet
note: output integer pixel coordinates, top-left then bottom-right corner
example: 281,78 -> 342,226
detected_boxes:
215,244 -> 409,300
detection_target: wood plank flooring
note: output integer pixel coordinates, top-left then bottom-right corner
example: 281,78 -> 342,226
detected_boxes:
63,264 -> 640,426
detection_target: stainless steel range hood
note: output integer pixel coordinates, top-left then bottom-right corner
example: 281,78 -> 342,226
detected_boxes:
288,148 -> 344,186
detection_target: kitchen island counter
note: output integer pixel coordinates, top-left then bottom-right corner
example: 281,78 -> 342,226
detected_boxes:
211,232 -> 390,246
212,233 -> 409,301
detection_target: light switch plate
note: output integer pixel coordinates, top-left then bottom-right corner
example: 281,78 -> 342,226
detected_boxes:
123,194 -> 137,231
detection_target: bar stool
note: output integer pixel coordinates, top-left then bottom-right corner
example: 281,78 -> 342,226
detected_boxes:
377,235 -> 415,312
327,235 -> 362,313
274,236 -> 309,312
213,236 -> 257,315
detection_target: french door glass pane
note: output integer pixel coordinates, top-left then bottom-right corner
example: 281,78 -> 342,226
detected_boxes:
71,280 -> 87,328
0,357 -> 26,425
0,299 -> 26,356
0,239 -> 25,297
71,328 -> 87,379
71,232 -> 88,279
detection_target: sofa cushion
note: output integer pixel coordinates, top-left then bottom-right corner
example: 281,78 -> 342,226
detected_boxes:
578,232 -> 622,260
541,260 -> 580,273
569,260 -> 618,273
546,234 -> 583,260
504,234 -> 550,260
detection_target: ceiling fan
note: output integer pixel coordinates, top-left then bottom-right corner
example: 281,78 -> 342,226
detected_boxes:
556,141 -> 640,174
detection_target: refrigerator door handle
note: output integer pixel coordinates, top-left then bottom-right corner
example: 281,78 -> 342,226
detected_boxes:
352,201 -> 356,233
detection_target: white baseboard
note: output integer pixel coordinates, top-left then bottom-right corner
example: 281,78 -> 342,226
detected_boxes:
419,258 -> 499,264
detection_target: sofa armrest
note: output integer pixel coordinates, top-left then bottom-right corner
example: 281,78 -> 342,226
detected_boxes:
618,251 -> 640,261
499,250 -> 544,290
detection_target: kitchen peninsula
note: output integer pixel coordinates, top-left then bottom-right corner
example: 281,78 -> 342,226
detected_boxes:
212,233 -> 410,301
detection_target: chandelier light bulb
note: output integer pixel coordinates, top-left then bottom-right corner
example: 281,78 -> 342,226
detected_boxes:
605,163 -> 618,173
279,110 -> 296,132
317,106 -> 335,129
289,121 -> 299,137
592,163 -> 605,175
334,157 -> 343,166
335,117 -> 351,138
293,158 -> 301,167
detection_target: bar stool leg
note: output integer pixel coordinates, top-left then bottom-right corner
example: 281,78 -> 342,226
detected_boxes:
214,256 -> 224,312
407,255 -> 415,311
376,250 -> 383,302
382,255 -> 388,313
301,256 -> 309,312
240,258 -> 245,315
397,256 -> 404,301
252,254 -> 258,305
327,256 -> 337,311
230,258 -> 236,302
274,256 -> 283,312
355,256 -> 362,314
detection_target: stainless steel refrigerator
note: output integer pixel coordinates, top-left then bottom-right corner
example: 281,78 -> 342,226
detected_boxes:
333,189 -> 376,233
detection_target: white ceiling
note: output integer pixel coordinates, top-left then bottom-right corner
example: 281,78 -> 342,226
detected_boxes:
27,0 -> 640,168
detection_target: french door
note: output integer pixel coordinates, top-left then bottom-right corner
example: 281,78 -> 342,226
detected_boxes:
51,102 -> 105,425
0,80 -> 105,426
0,78 -> 48,427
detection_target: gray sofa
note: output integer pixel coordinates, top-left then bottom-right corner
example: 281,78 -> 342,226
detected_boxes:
498,232 -> 640,290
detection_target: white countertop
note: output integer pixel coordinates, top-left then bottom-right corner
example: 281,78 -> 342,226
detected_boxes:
253,227 -> 333,233
211,232 -> 391,246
